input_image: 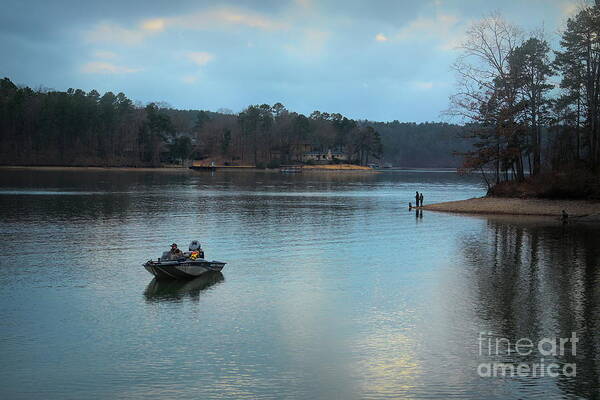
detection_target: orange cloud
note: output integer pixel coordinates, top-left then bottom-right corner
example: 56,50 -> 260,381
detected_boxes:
85,6 -> 286,46
375,33 -> 388,42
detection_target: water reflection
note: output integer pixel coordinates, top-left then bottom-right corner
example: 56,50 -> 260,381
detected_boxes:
11,169 -> 600,398
459,217 -> 600,399
143,272 -> 224,302
414,208 -> 423,221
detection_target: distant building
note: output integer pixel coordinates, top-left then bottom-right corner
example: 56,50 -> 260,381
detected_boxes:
268,144 -> 354,164
302,148 -> 350,164
292,143 -> 313,161
266,143 -> 310,163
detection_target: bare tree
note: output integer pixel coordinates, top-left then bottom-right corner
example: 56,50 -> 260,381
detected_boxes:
448,12 -> 525,183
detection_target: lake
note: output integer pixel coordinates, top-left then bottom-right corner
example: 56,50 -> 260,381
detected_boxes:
0,168 -> 599,399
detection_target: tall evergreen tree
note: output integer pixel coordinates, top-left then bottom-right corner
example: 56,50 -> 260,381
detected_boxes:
554,3 -> 600,168
510,37 -> 554,175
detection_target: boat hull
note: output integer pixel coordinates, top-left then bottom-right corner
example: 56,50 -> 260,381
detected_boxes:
143,259 -> 226,280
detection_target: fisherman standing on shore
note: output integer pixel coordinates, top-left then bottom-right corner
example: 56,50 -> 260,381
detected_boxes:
419,193 -> 424,207
415,191 -> 420,208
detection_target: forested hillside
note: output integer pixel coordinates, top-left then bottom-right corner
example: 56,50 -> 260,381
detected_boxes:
369,121 -> 469,167
0,77 -> 467,168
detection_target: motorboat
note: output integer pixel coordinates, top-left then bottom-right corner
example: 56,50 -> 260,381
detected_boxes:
279,165 -> 303,173
143,240 -> 226,280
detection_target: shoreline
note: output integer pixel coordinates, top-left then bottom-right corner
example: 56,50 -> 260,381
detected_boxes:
0,164 -> 378,173
0,165 -> 191,172
421,197 -> 600,221
302,165 -> 377,173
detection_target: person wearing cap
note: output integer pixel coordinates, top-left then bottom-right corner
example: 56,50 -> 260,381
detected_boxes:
168,243 -> 183,260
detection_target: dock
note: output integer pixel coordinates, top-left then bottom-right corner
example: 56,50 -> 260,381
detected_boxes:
279,165 -> 303,173
189,161 -> 256,171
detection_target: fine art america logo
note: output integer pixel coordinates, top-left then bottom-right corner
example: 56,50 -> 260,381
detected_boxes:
477,332 -> 578,378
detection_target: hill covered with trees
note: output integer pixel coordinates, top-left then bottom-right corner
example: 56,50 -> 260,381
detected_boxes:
369,121 -> 470,167
0,77 -> 468,168
1,3 -> 598,196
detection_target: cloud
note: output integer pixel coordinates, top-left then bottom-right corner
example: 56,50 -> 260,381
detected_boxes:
164,7 -> 288,32
394,12 -> 462,51
186,52 -> 215,66
396,14 -> 458,41
212,9 -> 283,30
284,29 -> 330,59
560,1 -> 583,17
410,80 -> 450,91
375,33 -> 388,42
85,22 -> 154,45
304,29 -> 329,52
294,0 -> 312,9
84,7 -> 286,46
93,50 -> 117,59
181,75 -> 198,84
411,81 -> 434,90
81,61 -> 141,74
141,18 -> 166,32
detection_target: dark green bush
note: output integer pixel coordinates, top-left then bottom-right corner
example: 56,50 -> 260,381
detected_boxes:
267,160 -> 281,169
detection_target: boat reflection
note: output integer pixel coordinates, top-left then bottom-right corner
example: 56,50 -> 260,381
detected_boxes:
143,272 -> 224,302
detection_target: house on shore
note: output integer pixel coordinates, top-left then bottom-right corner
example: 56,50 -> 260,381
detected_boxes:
302,148 -> 350,164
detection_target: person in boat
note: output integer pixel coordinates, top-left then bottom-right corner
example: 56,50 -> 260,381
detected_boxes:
187,240 -> 205,259
168,243 -> 183,260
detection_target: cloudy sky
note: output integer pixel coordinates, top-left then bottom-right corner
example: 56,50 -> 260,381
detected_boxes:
0,0 -> 582,122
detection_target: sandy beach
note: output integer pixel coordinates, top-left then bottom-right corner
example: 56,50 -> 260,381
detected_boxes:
421,196 -> 600,221
302,164 -> 375,171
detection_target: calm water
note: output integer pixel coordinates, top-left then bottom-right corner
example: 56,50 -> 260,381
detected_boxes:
0,169 -> 599,399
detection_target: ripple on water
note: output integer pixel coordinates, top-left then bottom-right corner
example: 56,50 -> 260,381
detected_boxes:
0,170 -> 598,399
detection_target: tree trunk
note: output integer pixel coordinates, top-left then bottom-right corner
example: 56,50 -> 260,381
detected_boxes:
576,96 -> 581,160
495,135 -> 500,184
